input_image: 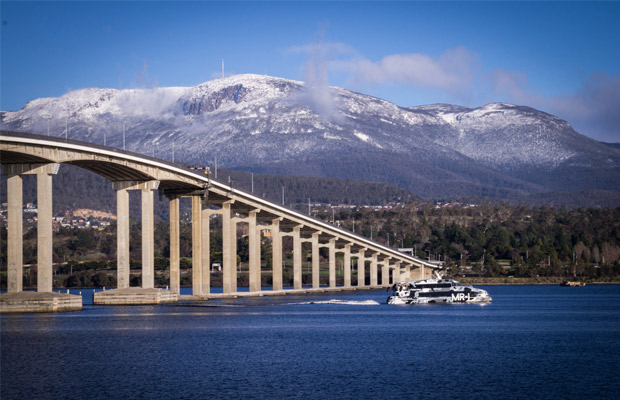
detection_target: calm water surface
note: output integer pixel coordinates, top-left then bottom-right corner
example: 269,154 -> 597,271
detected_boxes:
2,285 -> 620,399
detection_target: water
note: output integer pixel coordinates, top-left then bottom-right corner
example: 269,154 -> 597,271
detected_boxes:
2,285 -> 620,399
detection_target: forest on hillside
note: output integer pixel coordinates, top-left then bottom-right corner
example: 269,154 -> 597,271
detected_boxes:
2,203 -> 619,289
0,164 -> 416,220
326,204 -> 620,279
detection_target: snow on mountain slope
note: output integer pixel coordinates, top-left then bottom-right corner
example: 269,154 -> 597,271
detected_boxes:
408,103 -> 584,168
2,74 -> 619,201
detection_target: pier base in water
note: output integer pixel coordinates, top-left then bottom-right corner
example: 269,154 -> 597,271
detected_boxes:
94,287 -> 178,305
0,292 -> 83,313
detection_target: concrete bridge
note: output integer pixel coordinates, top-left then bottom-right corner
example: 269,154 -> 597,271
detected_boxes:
0,131 -> 436,312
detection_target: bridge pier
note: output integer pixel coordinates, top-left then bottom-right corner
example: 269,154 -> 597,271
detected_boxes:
94,180 -> 176,305
411,264 -> 426,280
248,210 -> 261,292
328,238 -> 336,288
6,171 -> 23,293
311,232 -> 320,289
36,167 -> 55,292
201,201 -> 212,295
381,258 -> 391,287
293,225 -> 302,290
393,262 -> 402,284
115,185 -> 130,288
357,251 -> 366,287
191,195 -> 203,295
370,254 -> 378,286
0,163 -> 82,313
271,218 -> 283,291
343,244 -> 352,288
169,195 -> 180,293
141,184 -> 157,289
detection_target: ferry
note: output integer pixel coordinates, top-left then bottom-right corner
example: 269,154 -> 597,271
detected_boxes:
387,274 -> 492,305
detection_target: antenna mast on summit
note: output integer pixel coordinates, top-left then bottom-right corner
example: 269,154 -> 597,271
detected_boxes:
222,59 -> 225,78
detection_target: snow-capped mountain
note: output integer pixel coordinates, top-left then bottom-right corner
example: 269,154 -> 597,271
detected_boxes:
2,74 -> 619,202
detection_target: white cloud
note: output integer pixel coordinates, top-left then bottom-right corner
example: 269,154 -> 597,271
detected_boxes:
488,69 -> 620,142
288,40 -> 620,142
287,41 -> 353,122
331,46 -> 477,97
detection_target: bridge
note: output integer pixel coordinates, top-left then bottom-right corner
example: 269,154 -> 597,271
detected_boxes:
0,131 -> 436,312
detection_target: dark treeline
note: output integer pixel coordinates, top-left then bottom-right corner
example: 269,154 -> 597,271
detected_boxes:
325,204 -> 620,280
2,203 -> 619,289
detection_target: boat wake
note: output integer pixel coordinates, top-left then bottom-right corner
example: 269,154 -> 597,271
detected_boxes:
287,299 -> 380,306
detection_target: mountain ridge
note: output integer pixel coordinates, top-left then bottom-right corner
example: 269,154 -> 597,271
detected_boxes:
2,73 -> 619,206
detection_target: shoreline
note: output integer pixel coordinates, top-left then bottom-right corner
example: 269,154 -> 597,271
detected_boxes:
456,277 -> 620,285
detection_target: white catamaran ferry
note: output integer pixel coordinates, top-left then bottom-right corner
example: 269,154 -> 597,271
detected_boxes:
387,273 -> 492,305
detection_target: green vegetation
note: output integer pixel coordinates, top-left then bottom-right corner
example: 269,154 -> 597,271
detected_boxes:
1,203 -> 619,289
324,203 -> 620,281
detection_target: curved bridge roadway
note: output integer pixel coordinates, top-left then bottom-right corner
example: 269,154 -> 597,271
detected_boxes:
0,130 -> 436,311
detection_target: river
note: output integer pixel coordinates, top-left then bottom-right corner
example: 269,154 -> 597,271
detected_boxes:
2,284 -> 619,399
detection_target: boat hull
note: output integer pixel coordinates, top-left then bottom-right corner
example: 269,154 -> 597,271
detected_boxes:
387,278 -> 492,305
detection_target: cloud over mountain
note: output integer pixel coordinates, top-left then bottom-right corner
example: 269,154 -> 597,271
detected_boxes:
2,74 -> 619,206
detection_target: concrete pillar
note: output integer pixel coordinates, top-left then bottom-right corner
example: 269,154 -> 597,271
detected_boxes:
169,196 -> 180,293
328,238 -> 336,288
411,265 -> 425,280
7,173 -> 23,293
116,187 -> 130,288
201,204 -> 211,295
36,170 -> 54,292
222,201 -> 233,294
343,244 -> 352,288
357,251 -> 365,287
393,262 -> 401,284
293,225 -> 302,290
230,217 -> 238,293
191,195 -> 202,295
404,265 -> 412,281
381,263 -> 389,286
271,218 -> 282,291
370,254 -> 378,286
248,210 -> 261,292
311,232 -> 320,289
113,180 -> 159,289
141,187 -> 155,289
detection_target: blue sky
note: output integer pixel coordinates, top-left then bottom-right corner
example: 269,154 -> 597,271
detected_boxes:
2,1 -> 619,142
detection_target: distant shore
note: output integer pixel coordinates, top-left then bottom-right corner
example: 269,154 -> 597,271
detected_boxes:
456,276 -> 620,285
